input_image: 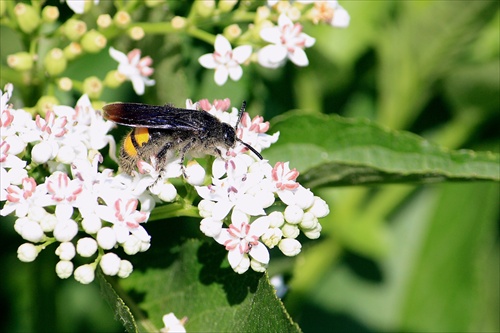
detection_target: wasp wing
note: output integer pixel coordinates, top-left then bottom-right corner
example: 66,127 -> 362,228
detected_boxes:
103,103 -> 213,130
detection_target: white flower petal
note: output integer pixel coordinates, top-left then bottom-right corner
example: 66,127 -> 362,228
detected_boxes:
288,48 -> 309,67
109,47 -> 128,63
232,45 -> 252,63
228,65 -> 243,81
227,247 -> 244,268
260,27 -> 281,44
249,242 -> 270,264
214,66 -> 229,86
198,53 -> 217,69
214,35 -> 232,53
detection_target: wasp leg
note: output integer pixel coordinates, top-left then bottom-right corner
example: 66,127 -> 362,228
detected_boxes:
179,137 -> 198,178
156,141 -> 173,174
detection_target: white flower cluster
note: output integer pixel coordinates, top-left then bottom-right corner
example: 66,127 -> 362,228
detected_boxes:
1,83 -> 330,279
199,1 -> 350,85
193,101 -> 329,274
1,84 -> 155,284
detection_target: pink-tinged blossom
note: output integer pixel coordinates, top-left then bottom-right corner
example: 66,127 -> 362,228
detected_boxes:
95,197 -> 150,244
37,171 -> 84,220
214,214 -> 270,273
198,35 -> 252,86
1,177 -> 46,217
272,161 -> 299,191
258,13 -> 316,68
109,47 -> 155,95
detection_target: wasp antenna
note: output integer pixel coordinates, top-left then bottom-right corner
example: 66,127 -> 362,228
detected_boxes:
236,137 -> 263,160
236,100 -> 246,129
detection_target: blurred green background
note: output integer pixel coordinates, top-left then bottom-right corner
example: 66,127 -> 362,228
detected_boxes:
1,1 -> 498,332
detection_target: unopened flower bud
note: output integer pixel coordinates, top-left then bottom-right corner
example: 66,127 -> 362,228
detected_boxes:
128,26 -> 145,40
43,48 -> 67,76
158,182 -> 177,202
63,19 -> 87,41
185,161 -> 205,185
14,3 -> 40,34
194,0 -> 215,18
81,30 -> 107,53
278,238 -> 302,256
218,0 -> 238,13
284,205 -> 304,224
268,211 -> 285,228
19,220 -> 45,243
97,14 -> 112,29
100,252 -> 121,276
53,219 -> 78,242
299,212 -> 318,229
35,95 -> 59,116
40,211 -> 58,232
118,260 -> 133,278
308,197 -> 329,218
56,242 -> 76,260
56,260 -> 73,279
104,70 -> 126,88
63,42 -> 82,60
17,243 -> 39,262
199,217 -> 223,237
303,223 -> 322,239
295,187 -> 315,209
123,234 -> 141,255
281,223 -> 300,238
250,258 -> 267,272
42,6 -> 59,22
97,227 -> 117,249
113,11 -> 131,29
198,199 -> 215,218
223,24 -> 241,41
58,77 -> 73,91
31,141 -> 53,164
171,16 -> 186,30
261,227 -> 283,248
57,145 -> 76,164
83,76 -> 103,99
7,52 -> 33,71
76,237 -> 98,257
82,214 -> 102,234
74,264 -> 95,284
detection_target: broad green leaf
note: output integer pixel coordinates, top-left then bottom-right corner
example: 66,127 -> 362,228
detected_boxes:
265,112 -> 499,188
98,272 -> 140,333
115,236 -> 300,333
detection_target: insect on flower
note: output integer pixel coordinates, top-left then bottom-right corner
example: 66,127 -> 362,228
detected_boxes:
102,101 -> 263,175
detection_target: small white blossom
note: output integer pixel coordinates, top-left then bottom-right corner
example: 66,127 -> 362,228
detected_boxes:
74,264 -> 96,284
109,47 -> 155,95
55,260 -> 74,279
258,13 -> 315,68
279,238 -> 302,256
17,243 -> 39,262
200,217 -> 223,237
100,252 -> 121,276
281,223 -> 300,239
215,214 -> 270,273
96,226 -> 117,250
184,161 -> 206,185
53,219 -> 79,242
76,237 -> 98,257
284,204 -> 304,224
56,242 -> 76,260
118,260 -> 133,278
199,34 -> 252,86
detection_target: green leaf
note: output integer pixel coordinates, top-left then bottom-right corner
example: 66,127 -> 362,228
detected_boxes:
265,112 -> 499,188
98,272 -> 140,333
116,238 -> 300,333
